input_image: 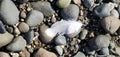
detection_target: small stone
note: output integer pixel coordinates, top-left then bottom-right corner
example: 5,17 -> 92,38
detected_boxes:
10,53 -> 19,57
61,4 -> 79,21
6,36 -> 26,51
0,32 -> 13,48
14,26 -> 21,36
84,47 -> 95,55
18,22 -> 29,33
39,24 -> 55,43
115,47 -> 120,56
20,11 -> 26,19
94,3 -> 115,18
0,0 -> 19,25
99,47 -> 109,55
6,26 -> 14,33
110,9 -> 119,18
55,35 -> 67,45
16,0 -> 28,4
24,30 -> 34,44
26,10 -> 44,27
34,48 -> 57,57
0,52 -> 10,57
0,21 -> 6,33
89,35 -> 110,50
56,0 -> 71,8
79,29 -> 88,40
31,1 -> 55,17
19,49 -> 30,57
74,52 -> 85,57
101,16 -> 120,34
55,46 -> 63,55
73,0 -> 81,6
83,0 -> 94,9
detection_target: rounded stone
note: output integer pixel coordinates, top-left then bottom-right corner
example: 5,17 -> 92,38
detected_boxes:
56,0 -> 71,8
94,3 -> 114,18
18,22 -> 29,33
0,32 -> 13,48
74,52 -> 85,57
79,29 -> 88,40
31,1 -> 55,17
20,11 -> 26,19
34,48 -> 57,57
0,0 -> 19,25
55,35 -> 67,45
26,10 -> 44,27
61,4 -> 79,21
83,0 -> 94,8
99,47 -> 109,55
101,16 -> 120,34
0,52 -> 10,57
39,24 -> 55,43
19,49 -> 30,57
6,36 -> 26,51
55,46 -> 63,55
110,9 -> 119,18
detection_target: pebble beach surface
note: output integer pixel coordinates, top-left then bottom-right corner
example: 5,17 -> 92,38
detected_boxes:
0,0 -> 120,57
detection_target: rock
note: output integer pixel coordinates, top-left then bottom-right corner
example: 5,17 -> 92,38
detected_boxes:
0,0 -> 19,25
16,0 -> 28,4
0,21 -> 6,33
79,29 -> 88,40
0,32 -> 13,48
0,52 -> 10,57
24,30 -> 34,44
83,0 -> 94,8
89,35 -> 110,50
18,22 -> 29,33
56,0 -> 71,8
55,35 -> 67,45
73,0 -> 81,6
39,24 -> 55,43
61,4 -> 79,21
19,49 -> 30,57
101,16 -> 120,34
110,9 -> 119,18
26,10 -> 44,27
10,53 -> 19,57
6,36 -> 26,51
31,1 -> 55,17
6,26 -> 14,33
34,48 -> 57,57
94,3 -> 114,18
74,52 -> 85,57
115,47 -> 120,56
20,11 -> 26,19
48,20 -> 82,38
84,47 -> 95,55
99,47 -> 109,55
55,46 -> 63,55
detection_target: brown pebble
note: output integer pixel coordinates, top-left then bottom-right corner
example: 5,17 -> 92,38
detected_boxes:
18,22 -> 29,33
20,11 -> 26,19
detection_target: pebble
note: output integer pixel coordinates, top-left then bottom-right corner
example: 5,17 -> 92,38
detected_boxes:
101,16 -> 120,34
83,0 -> 94,9
89,35 -> 110,50
34,48 -> 57,57
20,11 -> 26,19
74,52 -> 85,57
99,47 -> 109,55
94,3 -> 114,18
24,30 -> 34,44
115,47 -> 120,56
16,0 -> 28,4
6,26 -> 14,33
73,0 -> 81,6
39,24 -> 55,43
110,9 -> 119,18
55,46 -> 63,55
0,52 -> 10,57
0,32 -> 14,48
84,47 -> 96,55
19,49 -> 30,57
6,36 -> 26,51
79,29 -> 88,40
26,10 -> 44,27
0,0 -> 19,25
31,1 -> 55,17
61,4 -> 79,21
0,21 -> 6,33
18,22 -> 29,33
55,35 -> 67,45
56,0 -> 71,8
